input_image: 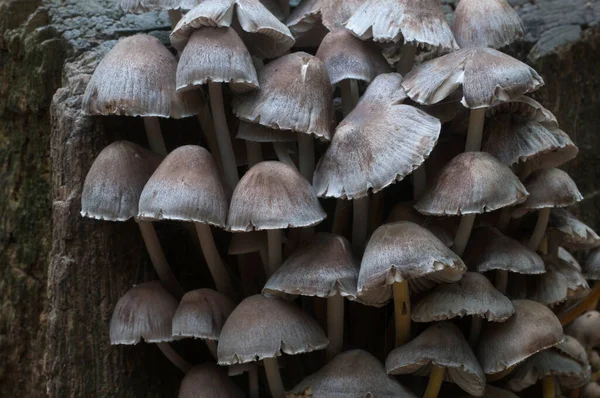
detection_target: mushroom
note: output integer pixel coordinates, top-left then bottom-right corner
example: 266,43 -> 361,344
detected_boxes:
288,349 -> 415,397
358,222 -> 466,345
386,322 -> 486,397
565,312 -> 600,351
549,209 -> 600,251
82,34 -> 203,155
179,363 -> 245,398
110,282 -> 191,372
585,247 -> 600,281
217,295 -> 329,398
583,382 -> 600,398
81,141 -> 183,297
138,145 -> 235,296
544,254 -> 590,300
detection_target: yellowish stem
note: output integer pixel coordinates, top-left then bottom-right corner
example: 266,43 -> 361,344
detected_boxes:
393,281 -> 411,346
542,376 -> 555,398
424,366 -> 445,398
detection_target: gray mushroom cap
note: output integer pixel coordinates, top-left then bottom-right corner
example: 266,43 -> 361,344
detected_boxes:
287,0 -> 365,40
487,96 -> 559,129
476,300 -> 564,375
237,121 -> 297,143
414,152 -> 528,216
402,48 -> 544,109
217,294 -> 329,365
584,247 -> 600,280
549,209 -> 600,251
137,145 -> 228,227
110,281 -> 178,345
555,335 -> 590,366
453,0 -> 523,49
227,161 -> 326,232
313,73 -> 441,200
520,270 -> 569,307
565,311 -> 600,351
172,289 -> 236,340
544,255 -> 590,299
179,364 -> 245,398
81,141 -> 163,222
288,349 -> 415,398
82,34 -> 202,119
386,322 -> 486,396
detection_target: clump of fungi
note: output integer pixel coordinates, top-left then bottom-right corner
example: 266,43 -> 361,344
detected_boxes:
80,0 -> 600,397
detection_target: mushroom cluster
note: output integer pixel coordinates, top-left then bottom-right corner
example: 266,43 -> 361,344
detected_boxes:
80,0 -> 600,397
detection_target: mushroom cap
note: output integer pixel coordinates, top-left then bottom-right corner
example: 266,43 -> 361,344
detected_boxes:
386,322 -> 486,396
402,48 -> 544,109
545,255 -> 590,299
81,141 -> 163,222
172,289 -> 236,341
463,227 -> 545,274
555,335 -> 590,366
176,27 -> 258,93
137,145 -> 228,227
237,121 -> 297,143
521,270 -> 569,307
487,96 -> 559,129
110,281 -> 178,345
313,73 -> 441,200
549,209 -> 600,251
345,0 -> 458,51
412,272 -> 515,322
287,0 -> 365,39
453,0 -> 524,49
233,52 -> 334,140
315,28 -> 391,86
288,349 -> 415,398
459,386 -> 519,398
120,0 -> 200,13
263,233 -> 359,298
512,168 -> 583,218
171,0 -> 294,58
565,311 -> 600,350
414,152 -> 528,216
227,161 -> 326,232
179,364 -> 245,398
476,300 -> 564,375
217,294 -> 328,364
559,247 -> 582,271
357,222 -> 466,306
585,247 -> 600,280
82,34 -> 202,119
583,382 -> 600,398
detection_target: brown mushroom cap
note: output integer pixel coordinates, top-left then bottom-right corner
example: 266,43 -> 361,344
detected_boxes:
217,294 -> 329,364
549,209 -> 600,251
81,141 -> 163,222
313,73 -> 441,200
402,48 -> 544,109
288,349 -> 415,398
137,145 -> 228,227
386,322 -> 486,396
237,121 -> 297,143
487,96 -> 558,129
584,247 -> 600,280
476,300 -> 564,375
110,281 -> 178,345
414,152 -> 528,216
227,161 -> 326,232
82,34 -> 202,119
179,364 -> 245,398
453,0 -> 523,49
565,311 -> 600,350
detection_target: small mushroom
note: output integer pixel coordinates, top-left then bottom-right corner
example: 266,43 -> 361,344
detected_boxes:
565,311 -> 600,351
544,254 -> 590,300
585,247 -> 600,281
549,209 -> 600,251
179,363 -> 245,398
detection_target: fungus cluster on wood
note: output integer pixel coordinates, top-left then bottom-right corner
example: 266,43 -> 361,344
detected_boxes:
80,0 -> 600,397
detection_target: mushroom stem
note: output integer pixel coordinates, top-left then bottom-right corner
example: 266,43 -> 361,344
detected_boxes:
332,200 -> 351,235
195,223 -> 235,297
325,294 -> 345,361
197,107 -> 223,173
423,365 -> 445,398
559,282 -> 600,325
465,108 -> 486,152
263,357 -> 285,398
468,317 -> 483,346
267,229 -> 282,277
297,133 -> 315,180
340,79 -> 360,116
246,141 -> 263,167
528,208 -> 551,251
396,43 -> 418,75
156,342 -> 192,373
542,376 -> 555,398
273,142 -> 297,170
248,364 -> 259,398
413,166 -> 427,200
143,117 -> 167,155
208,82 -> 239,191
496,207 -> 512,232
167,10 -> 182,29
393,280 -> 411,346
137,221 -> 184,298
453,214 -> 477,257
495,269 -> 509,294
352,196 -> 370,255
205,339 -> 218,360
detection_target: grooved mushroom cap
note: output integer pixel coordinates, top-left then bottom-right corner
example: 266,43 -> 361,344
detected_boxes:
315,29 -> 391,85
453,0 -> 523,49
288,349 -> 415,398
585,248 -> 600,280
357,222 -> 466,306
287,0 -> 365,39
544,255 -> 590,299
511,168 -> 583,218
386,322 -> 486,396
313,73 -> 441,200
217,294 -> 329,364
402,48 -> 544,109
237,121 -> 297,142
549,209 -> 600,251
175,27 -> 258,93
476,300 -> 564,375
137,145 -> 228,227
227,161 -> 326,231
82,34 -> 203,119
179,364 -> 245,398
463,227 -> 545,274
565,311 -> 600,350
263,233 -> 359,298
81,141 -> 163,222
120,0 -> 201,13
171,0 -> 294,58
414,152 -> 528,216
486,96 -> 558,129
412,272 -> 515,322
233,52 -> 334,141
110,281 -> 178,345
172,289 -> 236,340
344,0 -> 459,51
